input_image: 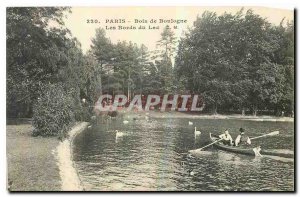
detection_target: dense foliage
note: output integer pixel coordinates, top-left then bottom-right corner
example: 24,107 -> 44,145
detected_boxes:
175,9 -> 294,115
89,26 -> 178,99
7,7 -> 92,136
6,8 -> 294,137
32,84 -> 75,138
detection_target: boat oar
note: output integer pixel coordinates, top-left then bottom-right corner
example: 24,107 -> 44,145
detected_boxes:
189,138 -> 223,152
250,131 -> 279,140
189,131 -> 279,154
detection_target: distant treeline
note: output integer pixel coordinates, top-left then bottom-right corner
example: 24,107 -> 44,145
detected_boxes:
88,9 -> 294,116
6,8 -> 294,135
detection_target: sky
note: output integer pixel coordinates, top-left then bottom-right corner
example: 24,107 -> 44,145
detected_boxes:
63,7 -> 294,54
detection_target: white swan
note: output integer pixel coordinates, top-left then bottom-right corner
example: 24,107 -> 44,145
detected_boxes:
188,169 -> 195,176
87,125 -> 92,129
194,127 -> 201,135
123,120 -> 129,124
188,121 -> 193,125
116,130 -> 124,138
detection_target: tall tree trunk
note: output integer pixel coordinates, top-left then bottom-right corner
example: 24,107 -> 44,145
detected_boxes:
99,63 -> 103,95
99,74 -> 102,96
127,83 -> 130,101
128,70 -> 131,101
253,104 -> 257,116
242,107 -> 245,116
213,103 -> 218,115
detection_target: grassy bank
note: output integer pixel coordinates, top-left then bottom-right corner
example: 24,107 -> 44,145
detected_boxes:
6,123 -> 61,191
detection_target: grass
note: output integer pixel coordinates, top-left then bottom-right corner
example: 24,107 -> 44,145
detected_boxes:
6,122 -> 61,191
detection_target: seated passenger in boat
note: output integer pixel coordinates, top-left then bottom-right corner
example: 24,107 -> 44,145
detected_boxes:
235,128 -> 251,146
219,129 -> 233,146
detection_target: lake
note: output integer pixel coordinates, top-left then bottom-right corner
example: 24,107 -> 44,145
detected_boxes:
72,116 -> 294,191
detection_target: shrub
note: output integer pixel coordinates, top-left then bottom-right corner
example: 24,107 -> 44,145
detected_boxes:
32,84 -> 75,139
73,105 -> 90,122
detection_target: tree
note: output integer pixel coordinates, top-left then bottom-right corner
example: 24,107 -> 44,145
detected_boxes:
270,21 -> 294,116
175,9 -> 294,115
175,11 -> 239,114
154,26 -> 177,93
7,7 -> 93,136
6,7 -> 74,117
90,30 -> 153,99
90,28 -> 115,70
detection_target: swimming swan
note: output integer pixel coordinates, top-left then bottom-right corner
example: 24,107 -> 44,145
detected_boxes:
123,120 -> 129,124
116,130 -> 124,138
194,127 -> 201,135
188,121 -> 193,125
188,169 -> 195,176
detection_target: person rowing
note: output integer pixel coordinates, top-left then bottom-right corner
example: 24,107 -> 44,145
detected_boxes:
235,128 -> 251,146
219,129 -> 233,146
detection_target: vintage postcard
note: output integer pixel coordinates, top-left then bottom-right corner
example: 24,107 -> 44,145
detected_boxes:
6,6 -> 294,191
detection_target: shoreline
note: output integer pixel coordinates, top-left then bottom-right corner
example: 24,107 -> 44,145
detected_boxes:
56,122 -> 89,191
120,111 -> 294,122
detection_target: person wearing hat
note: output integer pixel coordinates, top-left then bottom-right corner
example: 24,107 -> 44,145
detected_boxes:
219,129 -> 233,146
235,128 -> 251,146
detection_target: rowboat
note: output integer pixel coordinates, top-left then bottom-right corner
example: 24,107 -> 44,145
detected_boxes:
210,133 -> 294,158
210,133 -> 256,156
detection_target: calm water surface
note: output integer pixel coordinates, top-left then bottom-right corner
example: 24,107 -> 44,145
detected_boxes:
73,116 -> 294,191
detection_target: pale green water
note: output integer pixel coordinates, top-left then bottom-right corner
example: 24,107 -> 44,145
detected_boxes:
73,117 -> 294,191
